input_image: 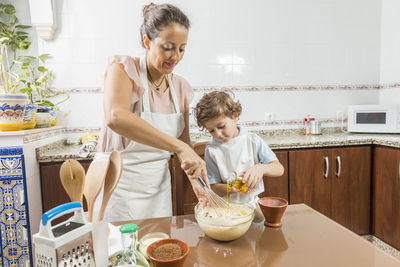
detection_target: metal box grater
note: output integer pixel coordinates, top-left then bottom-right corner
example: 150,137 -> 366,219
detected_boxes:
33,202 -> 96,266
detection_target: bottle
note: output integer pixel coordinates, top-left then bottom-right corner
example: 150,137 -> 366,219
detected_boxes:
304,115 -> 311,135
118,223 -> 139,265
229,177 -> 248,192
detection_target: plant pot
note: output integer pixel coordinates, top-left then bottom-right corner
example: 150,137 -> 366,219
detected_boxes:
22,103 -> 38,129
0,93 -> 28,131
38,105 -> 57,126
35,108 -> 52,128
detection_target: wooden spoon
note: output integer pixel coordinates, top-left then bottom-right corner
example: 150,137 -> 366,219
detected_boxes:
83,157 -> 110,222
97,150 -> 123,221
59,159 -> 86,203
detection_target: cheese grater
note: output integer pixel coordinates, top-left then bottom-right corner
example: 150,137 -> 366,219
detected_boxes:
33,202 -> 96,266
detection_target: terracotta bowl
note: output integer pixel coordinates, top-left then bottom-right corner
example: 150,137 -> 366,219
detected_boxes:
147,238 -> 190,267
258,197 -> 288,228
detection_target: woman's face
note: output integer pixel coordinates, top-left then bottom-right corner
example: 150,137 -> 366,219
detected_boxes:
145,23 -> 188,75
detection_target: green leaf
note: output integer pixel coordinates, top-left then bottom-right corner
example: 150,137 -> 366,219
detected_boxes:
38,54 -> 50,62
15,25 -> 31,29
37,66 -> 47,73
4,5 -> 16,15
12,15 -> 18,25
16,31 -> 28,36
36,100 -> 54,106
19,56 -> 36,60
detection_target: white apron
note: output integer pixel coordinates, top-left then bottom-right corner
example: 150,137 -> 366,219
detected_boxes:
103,55 -> 185,222
207,133 -> 264,205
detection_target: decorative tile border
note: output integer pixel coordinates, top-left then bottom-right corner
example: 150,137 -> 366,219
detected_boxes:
0,147 -> 32,266
60,82 -> 400,94
189,118 -> 347,129
63,127 -> 102,134
23,127 -> 64,144
62,88 -> 103,94
23,127 -> 101,143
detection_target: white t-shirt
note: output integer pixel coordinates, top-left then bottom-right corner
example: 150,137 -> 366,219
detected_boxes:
204,127 -> 278,204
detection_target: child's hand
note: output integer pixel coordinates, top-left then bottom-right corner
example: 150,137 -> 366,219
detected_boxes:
228,186 -> 248,194
240,164 -> 264,190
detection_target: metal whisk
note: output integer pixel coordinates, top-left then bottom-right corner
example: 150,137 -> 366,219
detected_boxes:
197,177 -> 230,216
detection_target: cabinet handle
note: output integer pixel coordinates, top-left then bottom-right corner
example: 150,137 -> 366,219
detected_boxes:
336,156 -> 341,177
398,160 -> 400,178
324,156 -> 329,178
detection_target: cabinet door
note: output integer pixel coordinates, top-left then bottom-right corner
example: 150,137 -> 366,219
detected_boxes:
289,148 -> 332,217
373,146 -> 400,249
40,160 -> 91,224
331,146 -> 371,234
261,150 -> 289,200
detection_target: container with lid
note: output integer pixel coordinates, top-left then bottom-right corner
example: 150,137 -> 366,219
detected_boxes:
310,118 -> 322,135
113,223 -> 139,266
35,108 -> 52,128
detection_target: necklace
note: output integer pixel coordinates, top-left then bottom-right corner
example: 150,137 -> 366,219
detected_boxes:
147,68 -> 165,91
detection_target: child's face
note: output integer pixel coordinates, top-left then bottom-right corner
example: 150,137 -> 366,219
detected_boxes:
204,114 -> 239,143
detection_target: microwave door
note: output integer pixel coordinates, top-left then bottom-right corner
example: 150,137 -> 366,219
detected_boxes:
356,112 -> 387,125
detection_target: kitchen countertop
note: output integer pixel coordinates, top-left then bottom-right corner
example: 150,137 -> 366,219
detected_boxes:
36,129 -> 400,162
114,204 -> 400,267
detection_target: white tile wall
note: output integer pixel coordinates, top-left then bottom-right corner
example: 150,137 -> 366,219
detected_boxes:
9,0 -> 400,130
379,0 -> 400,104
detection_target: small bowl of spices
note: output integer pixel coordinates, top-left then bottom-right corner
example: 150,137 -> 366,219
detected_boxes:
147,238 -> 190,267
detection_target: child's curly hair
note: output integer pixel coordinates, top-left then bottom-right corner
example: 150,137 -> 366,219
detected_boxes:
194,90 -> 242,130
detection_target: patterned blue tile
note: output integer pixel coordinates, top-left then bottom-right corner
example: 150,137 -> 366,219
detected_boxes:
0,147 -> 32,266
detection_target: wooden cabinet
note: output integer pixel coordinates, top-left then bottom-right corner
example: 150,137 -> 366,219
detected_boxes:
373,146 -> 400,250
260,150 -> 289,201
170,142 -> 289,215
39,160 -> 92,222
289,146 -> 371,234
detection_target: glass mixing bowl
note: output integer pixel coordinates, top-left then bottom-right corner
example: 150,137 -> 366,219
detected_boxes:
194,202 -> 255,241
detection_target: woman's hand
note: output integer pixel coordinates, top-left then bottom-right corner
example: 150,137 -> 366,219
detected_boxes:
177,143 -> 209,185
176,143 -> 210,202
240,164 -> 264,190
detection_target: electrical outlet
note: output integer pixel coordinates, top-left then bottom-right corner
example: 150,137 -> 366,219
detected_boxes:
265,112 -> 275,123
336,110 -> 345,120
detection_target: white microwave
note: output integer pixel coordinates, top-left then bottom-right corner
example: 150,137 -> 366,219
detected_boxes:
348,104 -> 400,133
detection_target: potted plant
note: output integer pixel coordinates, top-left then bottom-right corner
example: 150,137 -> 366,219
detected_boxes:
18,54 -> 69,128
0,3 -> 31,131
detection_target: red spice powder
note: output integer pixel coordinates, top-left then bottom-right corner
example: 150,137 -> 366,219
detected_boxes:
151,243 -> 184,261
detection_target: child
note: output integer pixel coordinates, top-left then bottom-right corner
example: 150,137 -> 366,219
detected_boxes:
193,90 -> 284,212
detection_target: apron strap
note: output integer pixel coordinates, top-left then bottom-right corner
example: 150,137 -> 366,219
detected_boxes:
139,55 -> 181,114
167,74 -> 181,114
139,55 -> 151,113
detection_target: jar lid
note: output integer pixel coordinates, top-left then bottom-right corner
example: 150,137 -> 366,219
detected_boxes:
36,108 -> 50,113
119,223 -> 139,233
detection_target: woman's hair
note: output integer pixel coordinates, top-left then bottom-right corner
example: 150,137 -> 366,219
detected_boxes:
194,90 -> 242,130
140,3 -> 190,48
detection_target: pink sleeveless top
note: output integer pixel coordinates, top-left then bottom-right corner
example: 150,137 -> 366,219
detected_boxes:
99,55 -> 194,152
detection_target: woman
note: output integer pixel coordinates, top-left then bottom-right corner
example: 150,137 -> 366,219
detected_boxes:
98,3 -> 208,221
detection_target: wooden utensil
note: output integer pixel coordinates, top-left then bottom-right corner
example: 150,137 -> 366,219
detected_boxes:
83,157 -> 110,222
59,159 -> 86,203
97,150 -> 123,221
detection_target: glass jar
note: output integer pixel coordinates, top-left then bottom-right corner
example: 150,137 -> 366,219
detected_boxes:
35,108 -> 52,128
115,223 -> 139,266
